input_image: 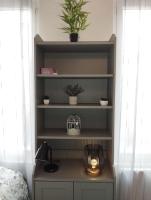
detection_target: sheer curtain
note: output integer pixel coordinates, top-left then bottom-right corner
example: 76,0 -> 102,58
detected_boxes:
0,0 -> 35,191
115,0 -> 151,200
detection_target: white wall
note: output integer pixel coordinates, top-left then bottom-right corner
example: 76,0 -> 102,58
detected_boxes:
36,0 -> 114,41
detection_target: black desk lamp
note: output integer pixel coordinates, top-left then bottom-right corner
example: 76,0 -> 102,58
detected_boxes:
35,141 -> 59,173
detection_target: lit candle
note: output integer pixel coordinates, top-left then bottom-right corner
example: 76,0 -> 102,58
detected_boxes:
90,158 -> 98,169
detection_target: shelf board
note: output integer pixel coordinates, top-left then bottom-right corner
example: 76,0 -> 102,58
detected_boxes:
36,41 -> 114,53
37,103 -> 113,109
34,159 -> 113,182
37,74 -> 113,78
37,129 -> 112,140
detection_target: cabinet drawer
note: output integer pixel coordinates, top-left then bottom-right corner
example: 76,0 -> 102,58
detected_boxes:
74,182 -> 113,200
35,181 -> 73,200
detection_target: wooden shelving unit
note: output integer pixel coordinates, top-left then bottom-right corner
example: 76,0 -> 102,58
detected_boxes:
34,34 -> 116,200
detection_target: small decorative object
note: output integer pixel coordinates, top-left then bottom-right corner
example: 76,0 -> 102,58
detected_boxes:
41,67 -> 57,75
65,84 -> 84,105
43,96 -> 50,105
60,0 -> 89,42
67,114 -> 81,136
84,144 -> 104,176
35,141 -> 59,173
100,98 -> 109,106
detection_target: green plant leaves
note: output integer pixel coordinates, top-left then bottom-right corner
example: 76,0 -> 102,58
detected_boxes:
60,0 -> 89,34
65,84 -> 84,96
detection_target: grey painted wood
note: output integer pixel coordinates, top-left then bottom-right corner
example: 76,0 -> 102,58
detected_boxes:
47,140 -> 108,152
44,78 -> 108,104
34,38 -> 115,150
34,35 -> 116,200
37,74 -> 113,78
36,79 -> 44,104
35,181 -> 73,200
112,37 -> 116,200
37,110 -> 44,132
35,46 -> 44,74
111,36 -> 116,169
37,40 -> 114,45
37,104 -> 112,109
36,41 -> 114,53
34,180 -> 113,200
74,182 -> 113,200
45,52 -> 108,74
34,159 -> 113,182
44,109 -> 107,129
37,128 -> 112,140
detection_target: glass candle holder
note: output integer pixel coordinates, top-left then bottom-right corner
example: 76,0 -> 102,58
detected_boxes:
84,144 -> 104,176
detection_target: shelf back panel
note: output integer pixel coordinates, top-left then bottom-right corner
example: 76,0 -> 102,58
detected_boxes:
44,79 -> 108,104
44,53 -> 108,74
37,139 -> 110,161
44,109 -> 107,129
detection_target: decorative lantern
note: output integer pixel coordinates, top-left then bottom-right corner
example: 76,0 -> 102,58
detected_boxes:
67,114 -> 81,136
84,144 -> 104,176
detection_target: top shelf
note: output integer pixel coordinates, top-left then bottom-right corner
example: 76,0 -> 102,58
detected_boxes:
36,41 -> 114,53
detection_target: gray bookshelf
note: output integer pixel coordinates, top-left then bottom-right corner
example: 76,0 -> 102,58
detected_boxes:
34,35 -> 116,200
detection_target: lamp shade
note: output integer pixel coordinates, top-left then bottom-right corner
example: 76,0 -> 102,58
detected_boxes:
35,141 -> 51,162
35,141 -> 59,173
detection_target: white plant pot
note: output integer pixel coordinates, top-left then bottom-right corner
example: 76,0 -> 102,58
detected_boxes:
69,96 -> 77,105
100,100 -> 108,106
67,128 -> 80,136
43,99 -> 50,105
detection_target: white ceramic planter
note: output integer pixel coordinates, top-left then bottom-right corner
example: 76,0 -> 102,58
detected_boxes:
100,100 -> 108,106
69,96 -> 77,105
67,128 -> 80,136
43,99 -> 50,105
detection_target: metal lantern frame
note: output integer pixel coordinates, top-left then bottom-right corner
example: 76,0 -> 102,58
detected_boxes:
84,144 -> 104,176
67,114 -> 81,136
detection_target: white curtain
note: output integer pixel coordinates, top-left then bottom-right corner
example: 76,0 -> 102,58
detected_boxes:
0,0 -> 35,193
115,0 -> 151,200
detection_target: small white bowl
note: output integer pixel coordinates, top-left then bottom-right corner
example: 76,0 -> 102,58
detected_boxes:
100,100 -> 108,106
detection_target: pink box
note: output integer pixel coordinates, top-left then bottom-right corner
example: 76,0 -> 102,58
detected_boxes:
40,67 -> 57,75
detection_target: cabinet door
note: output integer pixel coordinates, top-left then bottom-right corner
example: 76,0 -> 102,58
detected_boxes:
74,182 -> 113,200
35,181 -> 73,200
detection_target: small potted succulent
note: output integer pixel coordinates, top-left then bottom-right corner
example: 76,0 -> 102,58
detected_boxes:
100,98 -> 109,106
65,84 -> 84,105
60,0 -> 89,42
43,96 -> 50,105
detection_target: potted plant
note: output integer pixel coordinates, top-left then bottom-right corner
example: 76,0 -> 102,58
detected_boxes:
65,84 -> 84,105
43,96 -> 50,105
60,0 -> 89,42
